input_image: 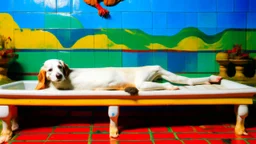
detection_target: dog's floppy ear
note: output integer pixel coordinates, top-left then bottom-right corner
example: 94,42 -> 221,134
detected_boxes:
35,69 -> 48,90
60,60 -> 71,77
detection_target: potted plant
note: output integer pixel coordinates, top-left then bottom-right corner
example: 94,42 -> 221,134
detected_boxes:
216,44 -> 251,79
227,44 -> 249,60
0,35 -> 18,84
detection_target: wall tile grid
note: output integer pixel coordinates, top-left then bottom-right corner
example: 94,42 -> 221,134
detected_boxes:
0,0 -> 255,79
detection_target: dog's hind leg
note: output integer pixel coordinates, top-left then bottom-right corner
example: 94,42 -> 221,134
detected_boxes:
136,82 -> 179,91
108,106 -> 119,138
134,66 -> 179,90
158,67 -> 221,85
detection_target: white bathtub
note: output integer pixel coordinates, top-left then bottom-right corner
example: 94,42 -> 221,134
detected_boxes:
0,79 -> 255,141
0,79 -> 255,106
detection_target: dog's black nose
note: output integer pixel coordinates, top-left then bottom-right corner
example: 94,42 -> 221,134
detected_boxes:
56,73 -> 63,80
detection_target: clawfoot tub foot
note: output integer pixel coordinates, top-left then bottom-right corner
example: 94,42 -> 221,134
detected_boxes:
0,106 -> 18,143
110,125 -> 119,138
0,128 -> 13,144
10,105 -> 19,132
234,105 -> 248,135
108,106 -> 119,138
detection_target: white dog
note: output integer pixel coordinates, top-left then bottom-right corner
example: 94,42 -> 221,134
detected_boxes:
35,59 -> 222,92
34,59 -> 223,139
0,59 -> 222,143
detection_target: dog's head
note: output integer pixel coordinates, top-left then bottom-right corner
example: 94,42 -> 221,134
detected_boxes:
35,59 -> 71,90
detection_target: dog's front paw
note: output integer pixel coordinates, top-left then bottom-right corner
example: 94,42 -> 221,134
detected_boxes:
0,130 -> 13,143
109,126 -> 119,138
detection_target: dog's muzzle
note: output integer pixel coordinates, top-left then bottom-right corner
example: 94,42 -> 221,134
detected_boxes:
56,73 -> 63,81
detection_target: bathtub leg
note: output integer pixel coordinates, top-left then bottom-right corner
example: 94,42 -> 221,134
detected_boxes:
0,106 -> 14,143
234,105 -> 248,135
10,106 -> 19,131
108,106 -> 119,138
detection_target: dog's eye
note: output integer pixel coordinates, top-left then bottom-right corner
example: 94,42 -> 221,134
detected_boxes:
48,68 -> 52,72
58,65 -> 63,69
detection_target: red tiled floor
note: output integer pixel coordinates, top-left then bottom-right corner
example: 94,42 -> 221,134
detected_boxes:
118,134 -> 151,140
91,141 -> 117,144
230,140 -> 247,144
54,127 -> 91,133
150,127 -> 169,132
91,141 -> 151,144
154,140 -> 183,144
48,134 -> 89,140
250,132 -> 256,138
118,141 -> 153,144
92,134 -> 110,140
153,133 -> 175,139
45,142 -> 88,144
11,142 -> 45,144
176,133 -> 252,139
5,106 -> 256,144
93,126 -> 109,133
16,134 -> 49,140
182,140 -> 208,144
121,127 -> 149,133
171,126 -> 195,132
18,127 -> 53,133
248,127 -> 256,131
209,140 -> 247,144
194,125 -> 234,133
247,140 -> 256,144
208,140 -> 225,144
93,126 -> 150,134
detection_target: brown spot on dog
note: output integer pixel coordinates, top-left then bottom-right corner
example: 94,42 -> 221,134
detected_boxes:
124,87 -> 139,96
35,69 -> 49,90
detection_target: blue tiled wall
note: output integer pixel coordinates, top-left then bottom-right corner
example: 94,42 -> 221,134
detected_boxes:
0,0 -> 256,78
2,0 -> 255,30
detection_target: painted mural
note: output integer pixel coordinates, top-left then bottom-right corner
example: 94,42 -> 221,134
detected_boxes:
0,0 -> 255,79
1,12 -> 255,51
